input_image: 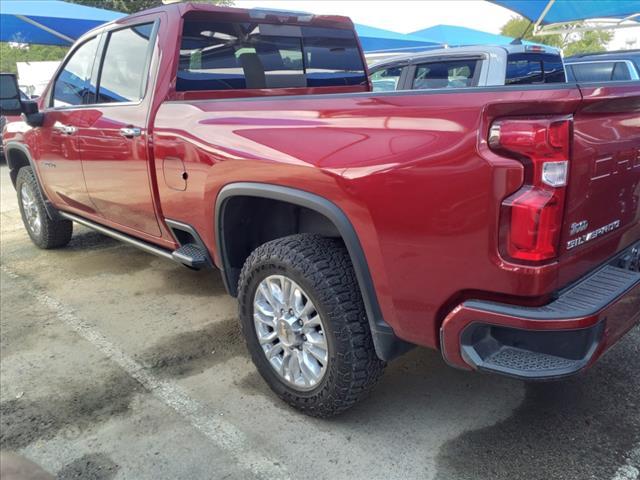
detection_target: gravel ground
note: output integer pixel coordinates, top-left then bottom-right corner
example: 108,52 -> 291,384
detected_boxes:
1,162 -> 638,480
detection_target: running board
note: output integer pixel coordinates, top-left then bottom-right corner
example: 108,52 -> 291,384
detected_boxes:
59,211 -> 194,266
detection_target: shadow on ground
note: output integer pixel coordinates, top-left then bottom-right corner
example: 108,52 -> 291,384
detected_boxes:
433,327 -> 640,480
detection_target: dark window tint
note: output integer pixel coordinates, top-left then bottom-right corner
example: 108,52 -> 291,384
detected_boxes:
52,36 -> 99,107
370,66 -> 403,91
177,19 -> 365,91
542,56 -> 565,83
97,24 -> 153,103
568,62 -> 632,82
413,59 -> 479,89
505,53 -> 566,85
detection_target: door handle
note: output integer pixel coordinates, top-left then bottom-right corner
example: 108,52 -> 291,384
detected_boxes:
55,124 -> 77,135
119,127 -> 142,138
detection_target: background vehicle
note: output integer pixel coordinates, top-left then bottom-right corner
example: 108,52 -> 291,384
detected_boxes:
565,50 -> 640,82
1,3 -> 638,418
369,44 -> 566,91
0,89 -> 29,159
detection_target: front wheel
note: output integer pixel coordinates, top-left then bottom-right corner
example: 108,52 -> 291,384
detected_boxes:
237,234 -> 385,417
16,166 -> 72,249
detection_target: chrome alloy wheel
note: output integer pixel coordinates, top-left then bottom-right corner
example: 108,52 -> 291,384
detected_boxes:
253,275 -> 329,391
20,182 -> 42,236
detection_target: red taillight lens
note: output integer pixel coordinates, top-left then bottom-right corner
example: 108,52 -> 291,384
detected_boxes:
490,117 -> 571,262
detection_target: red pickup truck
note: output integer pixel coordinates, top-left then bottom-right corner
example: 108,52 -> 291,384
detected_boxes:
1,3 -> 639,417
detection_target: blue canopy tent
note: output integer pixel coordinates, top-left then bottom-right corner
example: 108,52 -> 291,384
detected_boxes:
411,24 -> 534,47
490,0 -> 640,34
355,24 -> 441,53
0,0 -> 123,46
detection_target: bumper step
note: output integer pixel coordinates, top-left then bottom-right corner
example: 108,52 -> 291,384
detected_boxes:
445,241 -> 640,380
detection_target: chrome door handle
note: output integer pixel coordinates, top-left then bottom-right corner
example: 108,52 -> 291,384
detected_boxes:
119,127 -> 142,138
55,124 -> 77,135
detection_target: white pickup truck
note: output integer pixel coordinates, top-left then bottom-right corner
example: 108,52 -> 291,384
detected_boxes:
369,44 -> 566,91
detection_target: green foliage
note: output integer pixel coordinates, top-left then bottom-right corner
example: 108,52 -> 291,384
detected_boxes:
500,16 -> 613,55
0,43 -> 68,74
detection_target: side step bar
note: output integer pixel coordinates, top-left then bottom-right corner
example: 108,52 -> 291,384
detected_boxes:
59,212 -> 210,269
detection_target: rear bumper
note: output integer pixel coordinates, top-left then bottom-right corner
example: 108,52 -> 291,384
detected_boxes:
440,241 -> 640,380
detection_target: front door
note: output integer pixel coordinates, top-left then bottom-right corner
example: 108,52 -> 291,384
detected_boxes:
79,22 -> 161,237
37,35 -> 101,213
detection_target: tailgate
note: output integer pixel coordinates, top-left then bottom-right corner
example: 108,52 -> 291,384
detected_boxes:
560,83 -> 640,279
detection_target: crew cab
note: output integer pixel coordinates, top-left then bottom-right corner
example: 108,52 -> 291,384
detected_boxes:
1,3 -> 638,417
369,44 -> 566,91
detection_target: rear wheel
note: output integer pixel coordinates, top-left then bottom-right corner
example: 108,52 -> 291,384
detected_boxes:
237,234 -> 385,417
16,166 -> 72,249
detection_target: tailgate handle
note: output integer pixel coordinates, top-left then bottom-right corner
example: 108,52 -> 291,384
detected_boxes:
119,127 -> 141,138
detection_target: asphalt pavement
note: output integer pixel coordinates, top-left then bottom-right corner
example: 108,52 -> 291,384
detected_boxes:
1,162 -> 638,480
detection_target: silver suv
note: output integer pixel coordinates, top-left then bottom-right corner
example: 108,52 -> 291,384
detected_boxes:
369,44 -> 566,91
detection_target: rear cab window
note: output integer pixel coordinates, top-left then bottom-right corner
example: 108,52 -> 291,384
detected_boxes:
177,13 -> 366,93
505,53 -> 566,85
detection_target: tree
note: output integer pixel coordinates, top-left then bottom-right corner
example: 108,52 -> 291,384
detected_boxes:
500,16 -> 613,55
0,43 -> 68,74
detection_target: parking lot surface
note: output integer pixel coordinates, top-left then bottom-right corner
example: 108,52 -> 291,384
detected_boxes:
1,162 -> 638,480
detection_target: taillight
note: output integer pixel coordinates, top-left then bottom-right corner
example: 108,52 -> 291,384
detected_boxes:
489,117 -> 571,262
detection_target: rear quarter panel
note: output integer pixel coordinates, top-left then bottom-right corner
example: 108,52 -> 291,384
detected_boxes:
153,86 -> 584,348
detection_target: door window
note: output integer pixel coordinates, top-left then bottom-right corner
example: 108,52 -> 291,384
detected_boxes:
52,36 -> 100,107
413,59 -> 479,89
370,66 -> 403,91
97,23 -> 154,103
568,62 -> 632,82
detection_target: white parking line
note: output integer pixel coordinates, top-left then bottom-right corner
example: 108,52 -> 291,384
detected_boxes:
611,445 -> 640,480
1,265 -> 290,480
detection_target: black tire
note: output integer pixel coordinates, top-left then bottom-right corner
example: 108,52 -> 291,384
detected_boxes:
16,166 -> 72,249
238,234 -> 385,417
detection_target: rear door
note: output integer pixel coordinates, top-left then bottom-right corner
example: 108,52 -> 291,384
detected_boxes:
78,20 -> 161,237
560,83 -> 640,274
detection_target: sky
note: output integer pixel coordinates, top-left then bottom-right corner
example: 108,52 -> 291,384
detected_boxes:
234,0 -> 640,50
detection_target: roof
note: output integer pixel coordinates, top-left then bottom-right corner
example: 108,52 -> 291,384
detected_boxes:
489,0 -> 640,26
355,24 -> 441,53
0,0 -> 123,45
410,24 -> 518,47
565,49 -> 640,59
368,44 -> 561,70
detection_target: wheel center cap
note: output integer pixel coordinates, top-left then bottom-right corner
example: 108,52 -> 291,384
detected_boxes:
277,317 -> 300,347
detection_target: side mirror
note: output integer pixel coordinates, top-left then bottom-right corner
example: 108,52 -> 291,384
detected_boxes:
0,73 -> 23,116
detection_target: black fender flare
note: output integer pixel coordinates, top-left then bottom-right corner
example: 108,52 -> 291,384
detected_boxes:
5,141 -> 61,221
215,182 -> 412,361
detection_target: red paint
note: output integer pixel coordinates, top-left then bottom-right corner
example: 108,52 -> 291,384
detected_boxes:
3,3 -> 639,369
440,283 -> 640,370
